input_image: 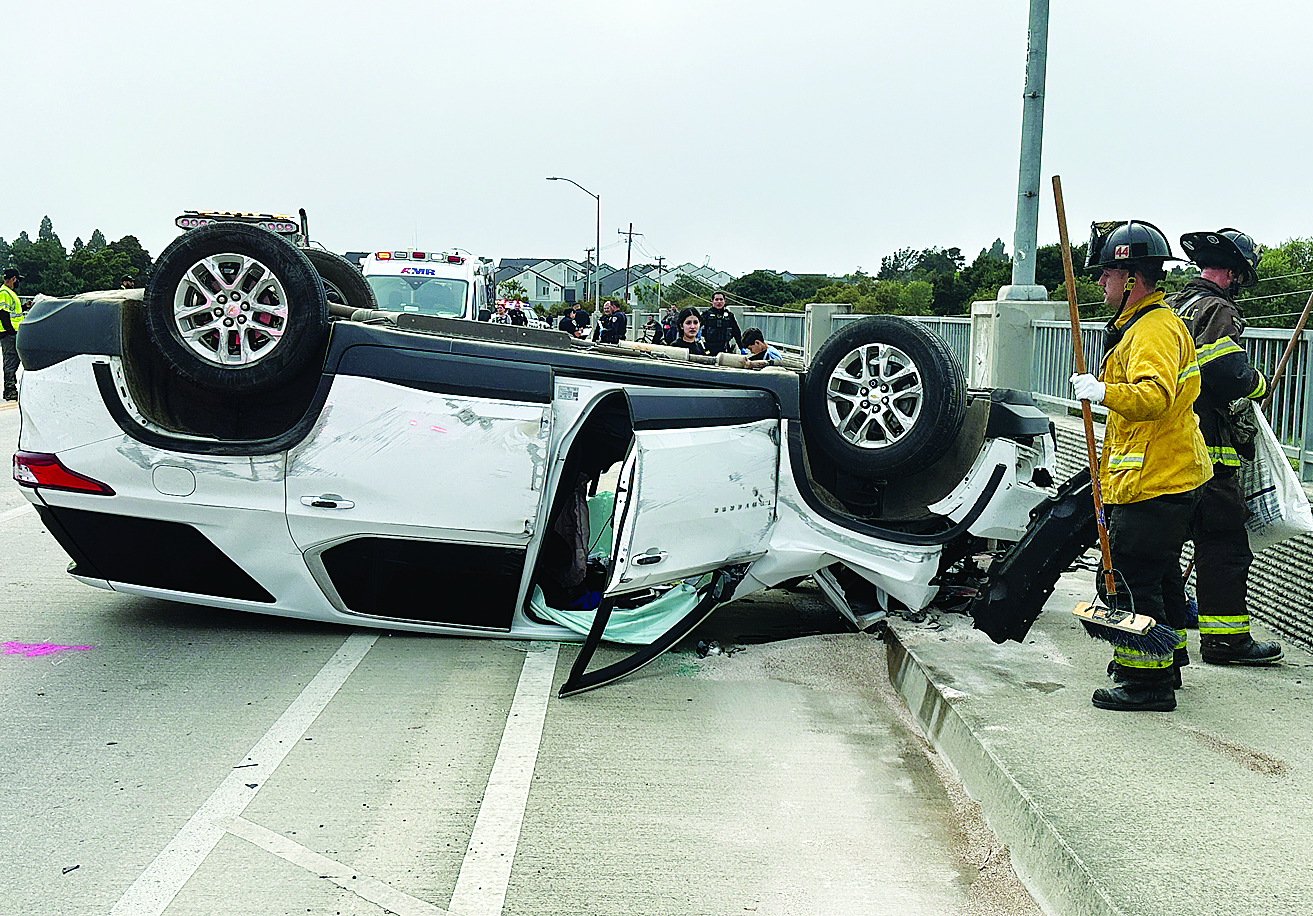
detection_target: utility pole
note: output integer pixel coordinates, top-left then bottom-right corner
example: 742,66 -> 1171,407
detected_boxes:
584,247 -> 595,301
618,223 -> 642,304
655,255 -> 665,317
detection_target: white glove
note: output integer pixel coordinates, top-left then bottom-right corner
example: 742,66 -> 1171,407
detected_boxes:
1070,373 -> 1106,404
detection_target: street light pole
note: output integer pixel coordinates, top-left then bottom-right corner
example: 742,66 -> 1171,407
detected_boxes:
547,176 -> 601,312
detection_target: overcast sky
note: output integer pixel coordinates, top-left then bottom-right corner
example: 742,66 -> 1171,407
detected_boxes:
5,1 -> 1310,278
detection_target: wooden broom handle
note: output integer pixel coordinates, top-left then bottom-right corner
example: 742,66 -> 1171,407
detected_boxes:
1052,175 -> 1117,597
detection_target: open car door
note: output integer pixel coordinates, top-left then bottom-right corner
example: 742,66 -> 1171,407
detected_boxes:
559,389 -> 779,696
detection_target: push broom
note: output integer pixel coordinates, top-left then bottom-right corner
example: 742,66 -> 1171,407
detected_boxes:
1052,175 -> 1178,655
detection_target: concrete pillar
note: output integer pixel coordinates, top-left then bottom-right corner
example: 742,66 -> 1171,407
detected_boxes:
803,302 -> 851,362
970,295 -> 1058,390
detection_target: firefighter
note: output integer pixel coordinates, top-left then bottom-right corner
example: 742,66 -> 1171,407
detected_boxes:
1070,220 -> 1212,711
1171,228 -> 1282,665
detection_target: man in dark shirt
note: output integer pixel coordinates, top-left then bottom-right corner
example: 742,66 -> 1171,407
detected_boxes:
558,306 -> 587,339
1172,228 -> 1281,666
596,300 -> 627,343
699,290 -> 743,355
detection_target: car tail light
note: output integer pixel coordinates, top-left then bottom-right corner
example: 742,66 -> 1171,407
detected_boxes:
375,251 -> 392,260
13,451 -> 116,495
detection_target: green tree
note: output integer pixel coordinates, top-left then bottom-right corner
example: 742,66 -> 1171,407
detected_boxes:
0,237 -> 9,269
87,229 -> 107,253
38,215 -> 60,246
899,280 -> 934,315
11,238 -> 77,297
106,235 -> 153,281
958,248 -> 1013,304
1234,237 -> 1313,328
726,270 -> 794,308
498,278 -> 529,302
70,245 -> 134,293
877,247 -> 919,281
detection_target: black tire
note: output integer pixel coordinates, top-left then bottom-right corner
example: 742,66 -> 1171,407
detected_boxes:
802,315 -> 966,480
304,247 -> 377,314
144,224 -> 329,395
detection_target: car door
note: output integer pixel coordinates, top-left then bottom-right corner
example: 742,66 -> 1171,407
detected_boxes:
285,346 -> 552,628
606,389 -> 780,593
558,387 -> 780,696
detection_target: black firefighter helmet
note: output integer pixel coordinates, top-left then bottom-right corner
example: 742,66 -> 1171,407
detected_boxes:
1179,228 -> 1262,288
1085,220 -> 1180,275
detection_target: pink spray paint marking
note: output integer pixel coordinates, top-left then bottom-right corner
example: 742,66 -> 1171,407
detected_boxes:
3,642 -> 93,658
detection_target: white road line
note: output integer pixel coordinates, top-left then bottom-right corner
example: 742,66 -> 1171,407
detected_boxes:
0,504 -> 33,525
109,632 -> 378,916
448,641 -> 558,916
217,816 -> 449,916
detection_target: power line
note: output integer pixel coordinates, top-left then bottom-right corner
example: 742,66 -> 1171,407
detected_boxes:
1236,286 -> 1313,304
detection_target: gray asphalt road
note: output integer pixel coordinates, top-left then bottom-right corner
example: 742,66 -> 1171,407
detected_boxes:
0,400 -> 1038,916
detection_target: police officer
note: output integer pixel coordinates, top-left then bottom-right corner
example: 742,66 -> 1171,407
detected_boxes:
1171,229 -> 1282,665
0,268 -> 24,400
699,290 -> 743,355
596,299 -> 627,344
1070,220 -> 1212,711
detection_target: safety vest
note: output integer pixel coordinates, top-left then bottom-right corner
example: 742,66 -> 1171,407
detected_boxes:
0,285 -> 22,331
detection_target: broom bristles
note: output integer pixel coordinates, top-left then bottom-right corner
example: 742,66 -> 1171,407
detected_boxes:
1080,618 -> 1179,656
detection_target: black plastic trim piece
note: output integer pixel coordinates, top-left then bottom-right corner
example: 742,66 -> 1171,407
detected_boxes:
321,537 -> 521,629
17,296 -> 123,371
335,344 -> 554,403
35,505 -> 276,602
559,566 -> 745,697
323,321 -> 803,421
624,388 -> 778,430
970,468 -> 1098,644
785,425 -> 1006,546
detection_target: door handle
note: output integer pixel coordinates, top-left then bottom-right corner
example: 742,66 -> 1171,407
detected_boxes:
633,551 -> 667,566
301,495 -> 355,510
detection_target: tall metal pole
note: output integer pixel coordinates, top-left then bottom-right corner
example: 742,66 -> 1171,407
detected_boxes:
1000,0 -> 1049,300
547,176 -> 601,310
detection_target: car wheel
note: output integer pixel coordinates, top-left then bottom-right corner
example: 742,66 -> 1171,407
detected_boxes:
802,315 -> 966,480
304,247 -> 377,315
144,223 -> 329,395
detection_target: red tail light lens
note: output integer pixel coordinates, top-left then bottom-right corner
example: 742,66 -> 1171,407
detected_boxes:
13,452 -> 115,495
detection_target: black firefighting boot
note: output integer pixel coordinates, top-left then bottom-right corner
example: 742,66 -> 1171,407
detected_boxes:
1106,660 -> 1182,690
1200,634 -> 1284,665
1092,679 -> 1176,712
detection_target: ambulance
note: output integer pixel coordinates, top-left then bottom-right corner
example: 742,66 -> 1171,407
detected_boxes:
361,249 -> 495,320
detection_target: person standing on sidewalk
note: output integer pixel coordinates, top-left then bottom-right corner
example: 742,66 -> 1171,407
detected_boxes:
1172,228 -> 1282,666
0,268 -> 24,401
1070,220 -> 1212,711
699,290 -> 743,355
596,299 -> 627,343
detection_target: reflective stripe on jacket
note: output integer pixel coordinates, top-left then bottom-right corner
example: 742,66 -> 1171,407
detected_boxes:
1169,278 -> 1267,471
0,286 -> 21,332
1098,290 -> 1212,505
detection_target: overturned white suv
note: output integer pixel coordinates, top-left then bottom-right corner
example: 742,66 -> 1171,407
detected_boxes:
12,221 -> 1089,695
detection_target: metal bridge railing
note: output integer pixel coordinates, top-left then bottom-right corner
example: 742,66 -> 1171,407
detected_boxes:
1032,319 -> 1313,481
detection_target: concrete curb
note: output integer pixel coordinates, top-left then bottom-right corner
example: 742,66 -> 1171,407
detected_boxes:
886,633 -> 1123,916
